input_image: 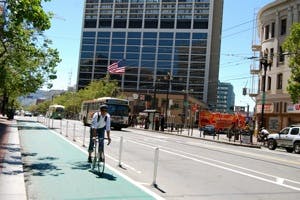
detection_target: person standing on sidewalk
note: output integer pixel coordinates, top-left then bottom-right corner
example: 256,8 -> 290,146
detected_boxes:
88,104 -> 111,163
160,115 -> 165,132
154,116 -> 160,131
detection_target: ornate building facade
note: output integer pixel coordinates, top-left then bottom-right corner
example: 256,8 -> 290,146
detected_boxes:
254,0 -> 300,132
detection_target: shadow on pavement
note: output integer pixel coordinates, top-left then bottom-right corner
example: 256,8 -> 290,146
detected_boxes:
1,143 -> 21,152
0,121 -> 10,174
0,121 -> 8,140
22,153 -> 64,177
17,125 -> 48,130
21,152 -> 38,157
90,170 -> 117,181
23,162 -> 64,177
38,156 -> 59,161
71,161 -> 117,181
0,120 -> 9,139
14,120 -> 48,130
0,154 -> 24,176
71,161 -> 91,170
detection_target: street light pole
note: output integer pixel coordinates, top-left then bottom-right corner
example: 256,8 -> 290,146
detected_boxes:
260,58 -> 271,129
152,78 -> 160,110
184,91 -> 188,128
165,72 -> 172,127
183,89 -> 193,128
151,78 -> 159,130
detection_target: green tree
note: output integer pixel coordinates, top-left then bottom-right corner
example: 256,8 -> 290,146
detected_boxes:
78,75 -> 120,101
35,100 -> 52,115
52,92 -> 81,119
37,76 -> 121,119
0,0 -> 60,115
283,23 -> 300,103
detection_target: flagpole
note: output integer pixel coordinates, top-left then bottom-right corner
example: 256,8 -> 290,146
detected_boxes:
107,59 -> 125,93
121,73 -> 124,93
121,58 -> 125,93
106,71 -> 110,81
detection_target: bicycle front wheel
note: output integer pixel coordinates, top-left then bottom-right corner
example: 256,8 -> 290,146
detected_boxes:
97,151 -> 105,174
91,156 -> 97,170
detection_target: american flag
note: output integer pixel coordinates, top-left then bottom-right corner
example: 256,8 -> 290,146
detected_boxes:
107,60 -> 126,75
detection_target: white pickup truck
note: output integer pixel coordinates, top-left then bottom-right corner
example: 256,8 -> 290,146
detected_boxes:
267,125 -> 300,153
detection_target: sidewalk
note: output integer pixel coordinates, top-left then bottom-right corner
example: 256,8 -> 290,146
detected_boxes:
0,117 -> 26,200
130,125 -> 261,149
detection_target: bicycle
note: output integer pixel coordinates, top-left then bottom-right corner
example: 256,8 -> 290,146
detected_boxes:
90,137 -> 108,174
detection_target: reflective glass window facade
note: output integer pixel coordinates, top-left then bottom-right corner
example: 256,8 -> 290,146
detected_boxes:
78,0 -> 222,103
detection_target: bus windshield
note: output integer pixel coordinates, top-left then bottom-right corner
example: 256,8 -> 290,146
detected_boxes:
48,105 -> 65,119
80,97 -> 130,129
56,107 -> 64,113
108,105 -> 129,116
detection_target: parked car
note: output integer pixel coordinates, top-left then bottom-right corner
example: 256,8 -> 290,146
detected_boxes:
203,125 -> 216,136
24,111 -> 32,117
267,125 -> 300,153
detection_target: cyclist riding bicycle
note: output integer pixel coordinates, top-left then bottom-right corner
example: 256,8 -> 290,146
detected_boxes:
88,104 -> 111,163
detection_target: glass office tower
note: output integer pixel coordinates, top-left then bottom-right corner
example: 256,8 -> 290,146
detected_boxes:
77,0 -> 223,106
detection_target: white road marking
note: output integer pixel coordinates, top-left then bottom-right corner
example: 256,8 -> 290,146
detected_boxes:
105,154 -> 142,174
126,137 -> 300,191
71,134 -> 300,192
47,128 -> 165,200
276,177 -> 285,185
187,141 -> 300,165
159,147 -> 300,192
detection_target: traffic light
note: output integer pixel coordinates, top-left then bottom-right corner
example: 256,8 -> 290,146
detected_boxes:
242,88 -> 247,95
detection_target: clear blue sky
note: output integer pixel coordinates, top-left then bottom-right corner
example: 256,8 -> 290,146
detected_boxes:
220,0 -> 274,111
43,0 -> 274,112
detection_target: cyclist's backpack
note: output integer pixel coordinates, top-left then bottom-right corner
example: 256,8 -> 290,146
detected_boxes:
97,112 -> 107,122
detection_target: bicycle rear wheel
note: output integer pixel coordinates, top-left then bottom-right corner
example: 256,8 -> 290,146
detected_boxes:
97,151 -> 105,174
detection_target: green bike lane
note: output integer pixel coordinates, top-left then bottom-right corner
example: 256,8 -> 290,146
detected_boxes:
18,120 -> 163,200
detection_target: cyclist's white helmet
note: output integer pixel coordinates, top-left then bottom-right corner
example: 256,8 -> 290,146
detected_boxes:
99,104 -> 108,111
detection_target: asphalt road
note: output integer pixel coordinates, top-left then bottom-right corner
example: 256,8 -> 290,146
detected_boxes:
22,117 -> 300,200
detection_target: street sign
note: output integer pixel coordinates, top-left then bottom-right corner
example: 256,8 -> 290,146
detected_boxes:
184,101 -> 189,107
133,93 -> 138,99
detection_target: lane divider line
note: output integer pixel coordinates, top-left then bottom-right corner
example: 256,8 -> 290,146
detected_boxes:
125,136 -> 300,191
158,147 -> 300,192
44,127 -> 165,200
186,141 -> 300,166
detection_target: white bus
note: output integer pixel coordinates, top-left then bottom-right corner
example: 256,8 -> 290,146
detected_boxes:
80,97 -> 129,130
47,105 -> 65,119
